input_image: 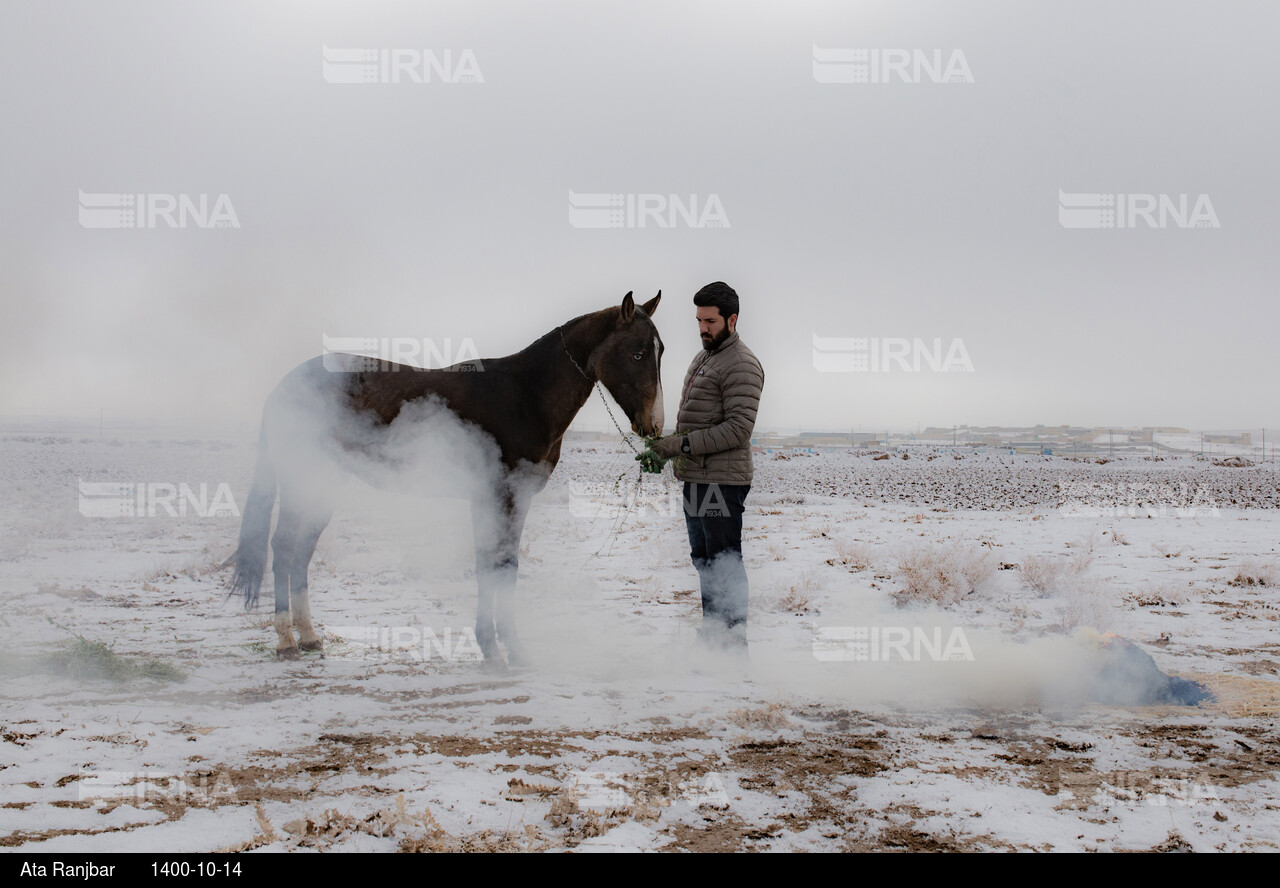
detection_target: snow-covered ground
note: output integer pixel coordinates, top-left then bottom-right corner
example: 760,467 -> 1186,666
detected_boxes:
2,434 -> 1278,851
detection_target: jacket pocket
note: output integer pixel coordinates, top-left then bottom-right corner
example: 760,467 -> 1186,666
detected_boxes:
675,452 -> 706,475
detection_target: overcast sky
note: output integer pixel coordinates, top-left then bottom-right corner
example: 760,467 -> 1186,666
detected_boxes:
3,1 -> 1276,434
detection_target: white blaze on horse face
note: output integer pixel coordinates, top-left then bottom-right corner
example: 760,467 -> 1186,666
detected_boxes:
651,334 -> 664,434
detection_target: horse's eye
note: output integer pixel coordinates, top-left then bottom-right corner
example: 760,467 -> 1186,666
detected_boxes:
633,352 -> 644,361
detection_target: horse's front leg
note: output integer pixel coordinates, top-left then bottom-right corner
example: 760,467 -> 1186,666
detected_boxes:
494,567 -> 530,668
472,485 -> 531,668
473,570 -> 500,667
478,555 -> 529,668
471,497 -> 504,667
496,486 -> 534,666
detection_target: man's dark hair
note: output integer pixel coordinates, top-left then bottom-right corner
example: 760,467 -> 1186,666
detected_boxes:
693,281 -> 739,320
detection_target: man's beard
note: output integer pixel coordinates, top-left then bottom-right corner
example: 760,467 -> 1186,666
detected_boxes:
701,327 -> 732,351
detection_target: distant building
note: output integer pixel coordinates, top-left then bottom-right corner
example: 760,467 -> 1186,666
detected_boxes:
799,431 -> 853,446
1204,432 -> 1251,445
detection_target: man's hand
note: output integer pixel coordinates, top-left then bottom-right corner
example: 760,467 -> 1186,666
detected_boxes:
635,435 -> 682,474
650,435 -> 683,458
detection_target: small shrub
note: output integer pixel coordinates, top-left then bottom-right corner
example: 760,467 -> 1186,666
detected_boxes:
775,572 -> 818,613
44,634 -> 185,682
1229,559 -> 1280,588
1020,552 -> 1093,596
891,543 -> 996,607
831,539 -> 874,571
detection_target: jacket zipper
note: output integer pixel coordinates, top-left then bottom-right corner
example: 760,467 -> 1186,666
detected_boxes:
680,351 -> 714,406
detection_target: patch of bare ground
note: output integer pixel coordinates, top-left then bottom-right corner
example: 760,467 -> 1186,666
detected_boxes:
732,736 -> 887,786
990,738 -> 1098,796
15,715 -> 1278,850
0,823 -> 143,848
659,815 -> 755,852
7,726 -> 723,848
1117,722 -> 1280,788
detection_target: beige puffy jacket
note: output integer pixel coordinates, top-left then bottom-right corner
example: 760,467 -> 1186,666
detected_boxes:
671,332 -> 765,485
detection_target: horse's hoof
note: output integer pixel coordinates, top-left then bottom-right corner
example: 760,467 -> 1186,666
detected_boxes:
505,648 -> 533,669
479,657 -> 509,675
299,639 -> 324,652
276,646 -> 301,661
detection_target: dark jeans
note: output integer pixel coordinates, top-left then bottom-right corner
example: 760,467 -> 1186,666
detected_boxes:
683,482 -> 751,632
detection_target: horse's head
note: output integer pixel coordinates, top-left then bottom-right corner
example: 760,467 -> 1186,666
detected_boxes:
594,291 -> 664,438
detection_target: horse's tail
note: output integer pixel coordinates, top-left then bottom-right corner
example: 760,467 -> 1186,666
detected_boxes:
225,421 -> 276,610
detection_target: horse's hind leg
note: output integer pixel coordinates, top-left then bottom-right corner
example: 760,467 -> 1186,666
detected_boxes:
273,473 -> 342,657
291,509 -> 334,651
270,506 -> 302,659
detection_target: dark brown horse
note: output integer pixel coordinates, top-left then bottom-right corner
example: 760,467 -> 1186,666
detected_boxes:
228,292 -> 664,666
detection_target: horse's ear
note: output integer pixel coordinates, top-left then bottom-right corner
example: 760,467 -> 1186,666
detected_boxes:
619,291 -> 635,322
640,291 -> 661,317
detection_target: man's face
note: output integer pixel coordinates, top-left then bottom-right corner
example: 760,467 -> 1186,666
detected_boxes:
697,306 -> 737,351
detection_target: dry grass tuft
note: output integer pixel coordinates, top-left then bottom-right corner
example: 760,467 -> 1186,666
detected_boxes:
726,703 -> 793,731
890,543 -> 996,607
1228,559 -> 1280,588
1021,552 -> 1094,596
1188,673 -> 1280,717
830,539 -> 874,571
43,632 -> 185,683
774,572 -> 818,613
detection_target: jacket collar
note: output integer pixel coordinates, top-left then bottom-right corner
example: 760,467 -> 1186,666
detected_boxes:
708,330 -> 739,355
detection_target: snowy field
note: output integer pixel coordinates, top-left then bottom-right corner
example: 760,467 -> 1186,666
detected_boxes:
2,433 -> 1279,852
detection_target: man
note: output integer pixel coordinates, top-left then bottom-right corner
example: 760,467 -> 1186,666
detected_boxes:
638,282 -> 765,653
